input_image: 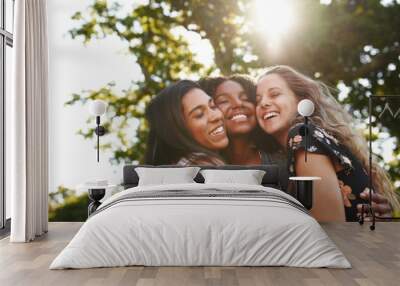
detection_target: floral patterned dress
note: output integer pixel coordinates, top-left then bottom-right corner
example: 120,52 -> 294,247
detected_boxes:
287,123 -> 369,221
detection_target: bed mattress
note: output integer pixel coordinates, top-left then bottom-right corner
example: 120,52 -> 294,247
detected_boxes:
50,183 -> 350,269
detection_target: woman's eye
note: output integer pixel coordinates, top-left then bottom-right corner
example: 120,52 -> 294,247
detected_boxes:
215,95 -> 229,106
216,99 -> 228,105
216,101 -> 228,106
194,112 -> 204,119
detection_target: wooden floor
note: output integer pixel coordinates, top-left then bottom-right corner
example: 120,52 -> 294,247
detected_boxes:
0,222 -> 399,286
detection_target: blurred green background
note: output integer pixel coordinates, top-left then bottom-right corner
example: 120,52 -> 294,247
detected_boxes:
49,0 -> 400,221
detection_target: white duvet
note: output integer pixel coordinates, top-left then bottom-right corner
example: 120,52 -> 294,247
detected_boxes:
50,183 -> 351,269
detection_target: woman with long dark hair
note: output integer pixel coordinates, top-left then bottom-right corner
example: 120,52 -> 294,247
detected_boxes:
145,80 -> 228,165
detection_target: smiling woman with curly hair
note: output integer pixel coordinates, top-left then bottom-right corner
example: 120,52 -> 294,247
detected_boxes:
198,74 -> 281,166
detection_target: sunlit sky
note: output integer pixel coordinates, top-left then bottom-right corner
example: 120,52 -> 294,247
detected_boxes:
251,0 -> 296,53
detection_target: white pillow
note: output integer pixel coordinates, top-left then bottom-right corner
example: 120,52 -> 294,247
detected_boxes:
200,169 -> 266,185
135,167 -> 200,186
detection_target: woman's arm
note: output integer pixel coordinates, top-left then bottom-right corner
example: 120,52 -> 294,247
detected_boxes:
294,150 -> 345,222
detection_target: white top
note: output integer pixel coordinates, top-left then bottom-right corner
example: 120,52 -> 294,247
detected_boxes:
289,176 -> 321,181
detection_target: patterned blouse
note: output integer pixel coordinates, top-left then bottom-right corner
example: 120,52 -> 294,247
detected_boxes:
287,123 -> 369,221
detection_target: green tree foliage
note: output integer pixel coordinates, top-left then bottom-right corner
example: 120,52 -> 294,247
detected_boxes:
65,0 -> 207,163
65,0 -> 400,186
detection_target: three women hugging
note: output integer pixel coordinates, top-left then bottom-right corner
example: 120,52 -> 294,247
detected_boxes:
144,65 -> 399,222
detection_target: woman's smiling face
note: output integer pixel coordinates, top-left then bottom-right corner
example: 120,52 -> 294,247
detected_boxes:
256,74 -> 298,139
214,80 -> 257,136
182,88 -> 229,150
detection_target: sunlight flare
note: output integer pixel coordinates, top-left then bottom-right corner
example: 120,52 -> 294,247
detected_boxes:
252,0 -> 296,51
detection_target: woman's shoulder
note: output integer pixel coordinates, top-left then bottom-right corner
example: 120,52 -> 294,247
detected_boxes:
287,122 -> 354,174
288,123 -> 340,148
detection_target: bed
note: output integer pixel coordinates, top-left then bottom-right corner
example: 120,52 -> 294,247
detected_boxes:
49,165 -> 350,269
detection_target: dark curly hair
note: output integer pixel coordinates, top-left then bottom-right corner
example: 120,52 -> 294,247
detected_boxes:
198,74 -> 257,102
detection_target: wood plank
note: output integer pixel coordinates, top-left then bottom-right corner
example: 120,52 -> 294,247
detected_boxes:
0,222 -> 399,286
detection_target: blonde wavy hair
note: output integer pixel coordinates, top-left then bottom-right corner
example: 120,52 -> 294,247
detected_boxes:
258,65 -> 400,211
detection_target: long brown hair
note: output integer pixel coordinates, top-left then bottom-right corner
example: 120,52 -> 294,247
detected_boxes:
258,65 -> 400,211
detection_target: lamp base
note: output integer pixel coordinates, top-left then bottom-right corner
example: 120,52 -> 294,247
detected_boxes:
295,180 -> 313,210
289,177 -> 320,210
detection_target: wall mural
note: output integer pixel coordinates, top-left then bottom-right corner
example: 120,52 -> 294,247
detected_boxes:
49,0 -> 400,222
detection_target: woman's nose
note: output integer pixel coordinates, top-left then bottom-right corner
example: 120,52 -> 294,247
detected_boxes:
209,108 -> 223,122
258,95 -> 271,108
231,97 -> 243,108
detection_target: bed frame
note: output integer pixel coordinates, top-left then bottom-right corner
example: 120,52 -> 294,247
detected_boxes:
122,164 -> 284,190
86,165 -> 292,216
88,164 -> 288,216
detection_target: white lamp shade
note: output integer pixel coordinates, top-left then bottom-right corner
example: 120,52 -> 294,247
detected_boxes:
89,100 -> 107,116
297,99 -> 315,117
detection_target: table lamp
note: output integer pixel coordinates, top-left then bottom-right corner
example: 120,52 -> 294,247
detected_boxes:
89,99 -> 107,162
297,99 -> 315,162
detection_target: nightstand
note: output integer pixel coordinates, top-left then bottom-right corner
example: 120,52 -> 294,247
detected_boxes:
77,183 -> 119,216
289,176 -> 321,210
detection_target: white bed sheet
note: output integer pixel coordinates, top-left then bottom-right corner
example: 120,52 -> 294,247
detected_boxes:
50,183 -> 351,269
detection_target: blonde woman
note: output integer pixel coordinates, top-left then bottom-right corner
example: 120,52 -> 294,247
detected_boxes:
254,65 -> 398,222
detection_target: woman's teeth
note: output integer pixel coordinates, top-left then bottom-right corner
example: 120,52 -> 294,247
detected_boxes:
210,126 -> 224,136
231,114 -> 248,121
263,112 -> 279,120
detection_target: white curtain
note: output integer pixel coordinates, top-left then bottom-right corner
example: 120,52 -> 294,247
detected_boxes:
10,0 -> 49,242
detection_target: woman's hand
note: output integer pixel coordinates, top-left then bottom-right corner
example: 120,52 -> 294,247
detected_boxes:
294,150 -> 346,222
357,190 -> 392,218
